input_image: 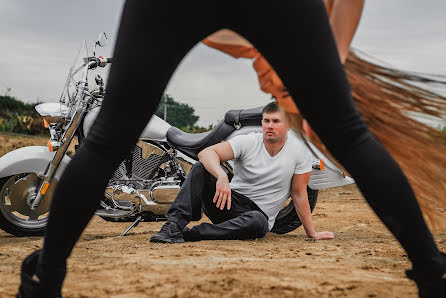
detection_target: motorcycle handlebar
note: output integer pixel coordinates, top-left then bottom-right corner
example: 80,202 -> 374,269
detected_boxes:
87,57 -> 113,69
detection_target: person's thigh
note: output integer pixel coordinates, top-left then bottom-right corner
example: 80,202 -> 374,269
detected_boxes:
229,1 -> 441,272
230,0 -> 368,157
86,0 -> 226,158
202,190 -> 259,224
202,194 -> 241,224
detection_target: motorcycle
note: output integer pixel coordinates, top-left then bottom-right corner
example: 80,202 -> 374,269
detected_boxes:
0,34 -> 354,237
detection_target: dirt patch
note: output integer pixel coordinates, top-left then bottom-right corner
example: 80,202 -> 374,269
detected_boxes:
1,185 -> 445,297
0,135 -> 445,297
0,133 -> 48,157
0,133 -> 78,158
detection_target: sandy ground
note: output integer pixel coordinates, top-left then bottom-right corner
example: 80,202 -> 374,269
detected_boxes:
0,133 -> 49,155
0,133 -> 445,297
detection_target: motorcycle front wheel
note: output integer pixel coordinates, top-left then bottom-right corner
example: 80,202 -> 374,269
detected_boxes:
0,174 -> 49,237
270,187 -> 318,234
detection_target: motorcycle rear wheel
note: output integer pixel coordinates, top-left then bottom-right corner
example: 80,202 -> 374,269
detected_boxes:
0,174 -> 49,237
270,187 -> 318,234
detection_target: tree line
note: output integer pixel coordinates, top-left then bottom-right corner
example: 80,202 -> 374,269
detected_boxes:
0,95 -> 210,135
155,94 -> 213,133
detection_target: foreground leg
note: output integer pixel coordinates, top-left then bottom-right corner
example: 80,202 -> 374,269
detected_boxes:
17,250 -> 65,298
19,0 -> 221,296
232,0 -> 445,294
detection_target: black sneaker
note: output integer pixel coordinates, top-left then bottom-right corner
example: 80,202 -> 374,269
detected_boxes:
150,222 -> 185,243
406,269 -> 446,298
17,250 -> 65,298
406,252 -> 446,298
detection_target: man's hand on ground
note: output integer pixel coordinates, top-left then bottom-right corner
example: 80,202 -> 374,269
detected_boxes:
213,176 -> 231,210
311,231 -> 335,240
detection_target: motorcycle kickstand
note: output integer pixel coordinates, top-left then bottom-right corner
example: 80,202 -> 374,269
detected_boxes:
119,215 -> 143,237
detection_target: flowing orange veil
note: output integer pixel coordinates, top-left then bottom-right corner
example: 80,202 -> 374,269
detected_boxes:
202,30 -> 446,227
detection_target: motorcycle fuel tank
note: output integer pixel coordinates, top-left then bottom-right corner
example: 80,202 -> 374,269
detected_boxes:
83,106 -> 171,141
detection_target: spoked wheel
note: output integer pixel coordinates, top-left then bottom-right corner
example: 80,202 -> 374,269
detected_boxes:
0,173 -> 50,236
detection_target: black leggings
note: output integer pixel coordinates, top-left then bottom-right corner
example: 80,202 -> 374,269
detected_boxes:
40,0 -> 443,275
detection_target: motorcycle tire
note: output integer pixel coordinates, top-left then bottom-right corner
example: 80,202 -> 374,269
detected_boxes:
270,187 -> 318,234
0,175 -> 47,237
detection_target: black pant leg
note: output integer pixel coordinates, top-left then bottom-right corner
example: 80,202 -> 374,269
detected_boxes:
39,0 -> 222,269
187,210 -> 269,241
167,162 -> 216,229
168,161 -> 269,241
232,0 -> 443,273
187,189 -> 269,241
200,190 -> 267,224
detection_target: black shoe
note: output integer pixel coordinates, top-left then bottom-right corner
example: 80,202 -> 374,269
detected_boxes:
182,226 -> 200,242
17,249 -> 66,298
406,269 -> 446,298
406,252 -> 446,298
150,222 -> 185,243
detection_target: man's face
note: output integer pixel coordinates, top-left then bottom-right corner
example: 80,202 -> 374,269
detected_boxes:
262,111 -> 289,143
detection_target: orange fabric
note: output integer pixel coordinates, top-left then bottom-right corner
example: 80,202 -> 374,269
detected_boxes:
201,39 -> 258,59
202,30 -> 258,59
204,29 -> 253,48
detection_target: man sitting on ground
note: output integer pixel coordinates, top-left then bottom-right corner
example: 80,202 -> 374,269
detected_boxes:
150,102 -> 334,243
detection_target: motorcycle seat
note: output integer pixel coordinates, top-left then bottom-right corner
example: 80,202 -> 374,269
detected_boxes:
167,120 -> 235,159
224,106 -> 263,127
167,106 -> 264,159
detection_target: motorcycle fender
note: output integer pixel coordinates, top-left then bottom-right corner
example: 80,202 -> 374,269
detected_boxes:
0,146 -> 71,180
307,144 -> 355,189
308,167 -> 355,190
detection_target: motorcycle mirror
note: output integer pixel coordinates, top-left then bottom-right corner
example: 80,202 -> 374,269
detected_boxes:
96,32 -> 108,47
93,32 -> 108,56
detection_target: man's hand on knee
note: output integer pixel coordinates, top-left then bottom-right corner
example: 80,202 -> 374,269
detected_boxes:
213,176 -> 231,210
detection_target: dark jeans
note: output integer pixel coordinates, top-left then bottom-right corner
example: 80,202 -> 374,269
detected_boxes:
38,0 -> 444,278
168,162 -> 269,241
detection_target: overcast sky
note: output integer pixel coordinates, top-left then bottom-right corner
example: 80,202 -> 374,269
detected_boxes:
0,0 -> 445,126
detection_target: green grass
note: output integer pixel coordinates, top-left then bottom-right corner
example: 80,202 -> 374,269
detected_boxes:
0,95 -> 38,114
0,96 -> 44,134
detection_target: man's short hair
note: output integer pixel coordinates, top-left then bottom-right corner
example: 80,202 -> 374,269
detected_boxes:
262,101 -> 279,115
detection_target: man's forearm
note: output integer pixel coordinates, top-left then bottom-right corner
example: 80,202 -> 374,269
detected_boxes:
292,192 -> 316,238
197,143 -> 233,210
197,148 -> 227,180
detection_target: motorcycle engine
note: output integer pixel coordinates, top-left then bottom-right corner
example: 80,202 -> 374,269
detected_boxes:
131,144 -> 169,180
101,141 -> 186,220
111,141 -> 170,182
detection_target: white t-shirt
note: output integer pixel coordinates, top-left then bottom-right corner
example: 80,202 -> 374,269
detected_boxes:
228,131 -> 313,230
